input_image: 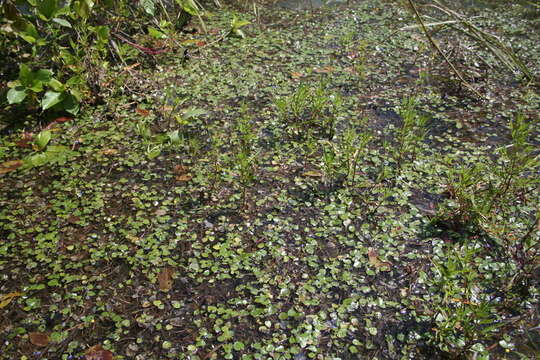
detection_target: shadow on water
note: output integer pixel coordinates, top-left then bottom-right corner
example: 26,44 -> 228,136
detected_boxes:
276,0 -> 537,11
276,0 -> 349,11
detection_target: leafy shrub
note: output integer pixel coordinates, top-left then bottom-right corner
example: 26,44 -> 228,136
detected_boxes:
0,0 -> 201,117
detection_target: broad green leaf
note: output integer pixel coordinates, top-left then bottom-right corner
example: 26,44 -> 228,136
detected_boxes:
61,95 -> 80,115
233,342 -> 245,351
36,38 -> 48,46
25,146 -> 78,168
148,27 -> 167,39
66,75 -> 84,87
7,87 -> 27,104
18,22 -> 39,43
37,0 -> 58,20
73,0 -> 91,19
232,17 -> 250,29
182,108 -> 207,119
94,25 -> 109,43
34,130 -> 52,151
140,0 -> 155,15
18,64 -> 32,87
35,69 -> 53,83
69,88 -> 83,102
52,17 -> 72,27
146,145 -> 162,160
29,79 -> 45,92
175,0 -> 199,16
233,29 -> 246,39
47,78 -> 64,92
41,91 -> 64,110
27,153 -> 46,167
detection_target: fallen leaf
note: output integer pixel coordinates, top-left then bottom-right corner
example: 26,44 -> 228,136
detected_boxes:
173,165 -> 189,175
313,66 -> 334,73
67,216 -> 80,224
155,209 -> 167,216
100,149 -> 118,155
158,267 -> 175,292
196,41 -> 206,47
126,234 -> 140,244
367,248 -> 391,271
290,72 -> 304,79
181,39 -> 199,45
44,117 -> 73,130
15,139 -> 32,148
176,174 -> 193,182
123,63 -> 140,71
302,170 -> 323,177
29,332 -> 50,347
0,291 -> 22,308
55,117 -> 73,123
0,160 -> 24,175
135,107 -> 151,117
85,345 -> 114,360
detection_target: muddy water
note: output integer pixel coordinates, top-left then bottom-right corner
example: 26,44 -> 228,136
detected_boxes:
276,0 -> 347,10
276,0 -> 535,11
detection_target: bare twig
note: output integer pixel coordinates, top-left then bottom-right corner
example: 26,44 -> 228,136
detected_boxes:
406,0 -> 484,99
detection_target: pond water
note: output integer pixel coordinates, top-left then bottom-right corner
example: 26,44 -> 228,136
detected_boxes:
276,0 -> 347,11
276,0 -> 536,11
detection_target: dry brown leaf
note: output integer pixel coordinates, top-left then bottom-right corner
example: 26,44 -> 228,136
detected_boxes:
100,149 -> 118,155
123,63 -> 140,71
367,248 -> 391,271
313,66 -> 334,73
15,139 -> 32,148
155,209 -> 167,216
290,72 -> 304,79
176,174 -> 193,182
302,170 -> 323,177
135,107 -> 151,117
126,234 -> 140,244
158,267 -> 175,292
44,118 -> 69,130
173,165 -> 189,175
0,160 -> 24,175
85,345 -> 114,360
55,116 -> 73,123
29,332 -> 50,347
0,291 -> 22,308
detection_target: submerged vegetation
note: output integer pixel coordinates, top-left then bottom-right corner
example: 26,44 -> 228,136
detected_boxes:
0,0 -> 539,359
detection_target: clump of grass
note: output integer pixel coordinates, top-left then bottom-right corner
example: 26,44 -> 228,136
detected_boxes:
274,78 -> 342,139
235,105 -> 258,209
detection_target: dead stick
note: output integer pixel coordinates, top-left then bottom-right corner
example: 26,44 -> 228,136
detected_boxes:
407,0 -> 484,99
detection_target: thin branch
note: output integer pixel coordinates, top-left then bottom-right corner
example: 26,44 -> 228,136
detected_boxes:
406,0 -> 484,99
